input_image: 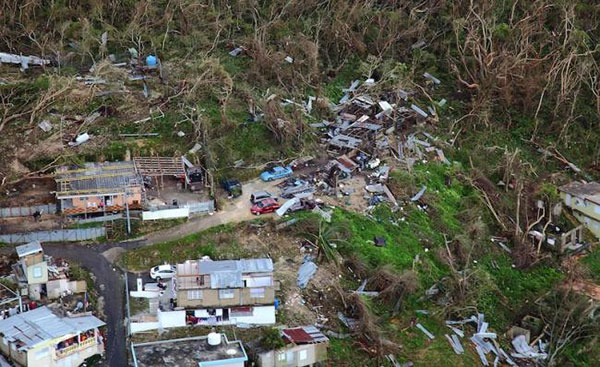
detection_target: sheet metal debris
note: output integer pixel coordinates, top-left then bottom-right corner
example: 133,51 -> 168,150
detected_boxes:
0,52 -> 50,70
411,186 -> 427,201
416,323 -> 435,340
297,260 -> 318,289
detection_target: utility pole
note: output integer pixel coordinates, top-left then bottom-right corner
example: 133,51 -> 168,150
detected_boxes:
125,193 -> 131,235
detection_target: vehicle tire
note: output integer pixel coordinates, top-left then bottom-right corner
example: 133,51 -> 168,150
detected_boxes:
156,276 -> 161,281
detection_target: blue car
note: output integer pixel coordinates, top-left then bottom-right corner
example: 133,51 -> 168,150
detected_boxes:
260,166 -> 293,181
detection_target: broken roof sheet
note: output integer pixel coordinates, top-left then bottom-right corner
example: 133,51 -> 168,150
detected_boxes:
0,306 -> 105,350
559,181 -> 600,204
15,241 -> 43,258
282,325 -> 329,345
329,134 -> 362,149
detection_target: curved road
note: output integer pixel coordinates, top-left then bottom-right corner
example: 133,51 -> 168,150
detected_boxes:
16,178 -> 280,366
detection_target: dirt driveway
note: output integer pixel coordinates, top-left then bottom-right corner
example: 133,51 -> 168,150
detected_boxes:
142,178 -> 285,245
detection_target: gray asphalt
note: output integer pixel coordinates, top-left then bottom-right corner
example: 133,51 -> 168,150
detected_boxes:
34,241 -> 145,367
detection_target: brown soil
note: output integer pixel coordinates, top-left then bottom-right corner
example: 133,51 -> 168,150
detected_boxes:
0,177 -> 56,206
0,214 -> 64,233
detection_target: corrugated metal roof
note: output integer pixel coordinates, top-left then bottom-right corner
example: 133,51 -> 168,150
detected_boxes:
15,241 -> 42,258
282,326 -> 329,345
210,271 -> 243,288
197,258 -> 273,275
178,259 -> 273,289
63,315 -> 106,332
0,307 -> 105,350
198,260 -> 238,273
239,258 -> 273,273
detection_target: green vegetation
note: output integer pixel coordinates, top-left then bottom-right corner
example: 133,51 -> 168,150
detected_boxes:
2,1 -> 600,365
122,224 -> 242,270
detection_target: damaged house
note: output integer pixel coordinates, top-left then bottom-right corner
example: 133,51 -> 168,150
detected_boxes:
176,258 -> 276,325
0,306 -> 105,367
559,181 -> 600,238
254,326 -> 329,367
12,241 -> 87,301
54,161 -> 143,216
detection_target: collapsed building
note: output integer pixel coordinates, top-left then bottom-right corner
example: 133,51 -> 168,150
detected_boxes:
12,241 -> 87,301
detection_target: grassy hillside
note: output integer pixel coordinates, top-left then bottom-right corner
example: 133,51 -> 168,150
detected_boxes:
2,1 -> 600,366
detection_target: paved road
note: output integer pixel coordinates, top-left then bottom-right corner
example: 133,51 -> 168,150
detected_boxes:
44,242 -> 130,367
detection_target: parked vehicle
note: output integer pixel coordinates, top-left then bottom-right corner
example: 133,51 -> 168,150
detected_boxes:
251,198 -> 281,215
260,166 -> 293,181
150,264 -> 176,280
289,198 -> 318,212
250,191 -> 273,204
222,179 -> 242,198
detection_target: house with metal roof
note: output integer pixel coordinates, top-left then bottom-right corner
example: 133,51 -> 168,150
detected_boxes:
559,181 -> 600,238
0,306 -> 105,367
254,326 -> 329,367
54,161 -> 144,216
129,258 -> 276,333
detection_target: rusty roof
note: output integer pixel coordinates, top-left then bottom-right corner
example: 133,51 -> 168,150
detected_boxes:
282,326 -> 328,345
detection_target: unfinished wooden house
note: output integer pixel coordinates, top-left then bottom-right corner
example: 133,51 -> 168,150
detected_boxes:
54,161 -> 143,215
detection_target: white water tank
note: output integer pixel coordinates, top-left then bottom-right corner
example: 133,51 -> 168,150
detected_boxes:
207,332 -> 221,346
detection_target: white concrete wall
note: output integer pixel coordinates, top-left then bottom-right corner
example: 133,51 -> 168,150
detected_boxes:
231,305 -> 276,325
158,310 -> 186,328
130,322 -> 161,333
142,207 -> 189,221
129,290 -> 160,298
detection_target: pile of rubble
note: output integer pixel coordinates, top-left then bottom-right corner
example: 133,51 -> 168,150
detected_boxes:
273,76 -> 453,214
414,313 -> 549,366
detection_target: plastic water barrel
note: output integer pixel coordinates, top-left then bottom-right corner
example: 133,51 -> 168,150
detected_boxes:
146,55 -> 157,67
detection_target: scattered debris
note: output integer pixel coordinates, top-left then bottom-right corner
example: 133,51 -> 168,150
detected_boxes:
423,72 -> 441,85
416,323 -> 435,340
38,120 -> 53,132
284,56 -> 294,64
411,186 -> 427,201
69,133 -> 90,147
445,334 -> 464,355
229,47 -> 244,57
297,260 -> 318,289
411,104 -> 428,118
0,52 -> 50,70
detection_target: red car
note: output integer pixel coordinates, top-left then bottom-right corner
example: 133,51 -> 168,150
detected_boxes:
251,198 -> 281,215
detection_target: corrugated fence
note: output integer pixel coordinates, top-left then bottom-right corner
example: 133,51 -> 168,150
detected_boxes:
0,204 -> 57,218
0,227 -> 105,244
187,200 -> 215,215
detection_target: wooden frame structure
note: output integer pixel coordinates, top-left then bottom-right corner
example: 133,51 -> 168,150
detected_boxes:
133,156 -> 187,189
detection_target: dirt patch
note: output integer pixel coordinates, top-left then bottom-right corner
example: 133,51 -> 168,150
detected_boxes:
0,177 -> 56,206
320,175 -> 369,213
0,214 -> 64,233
